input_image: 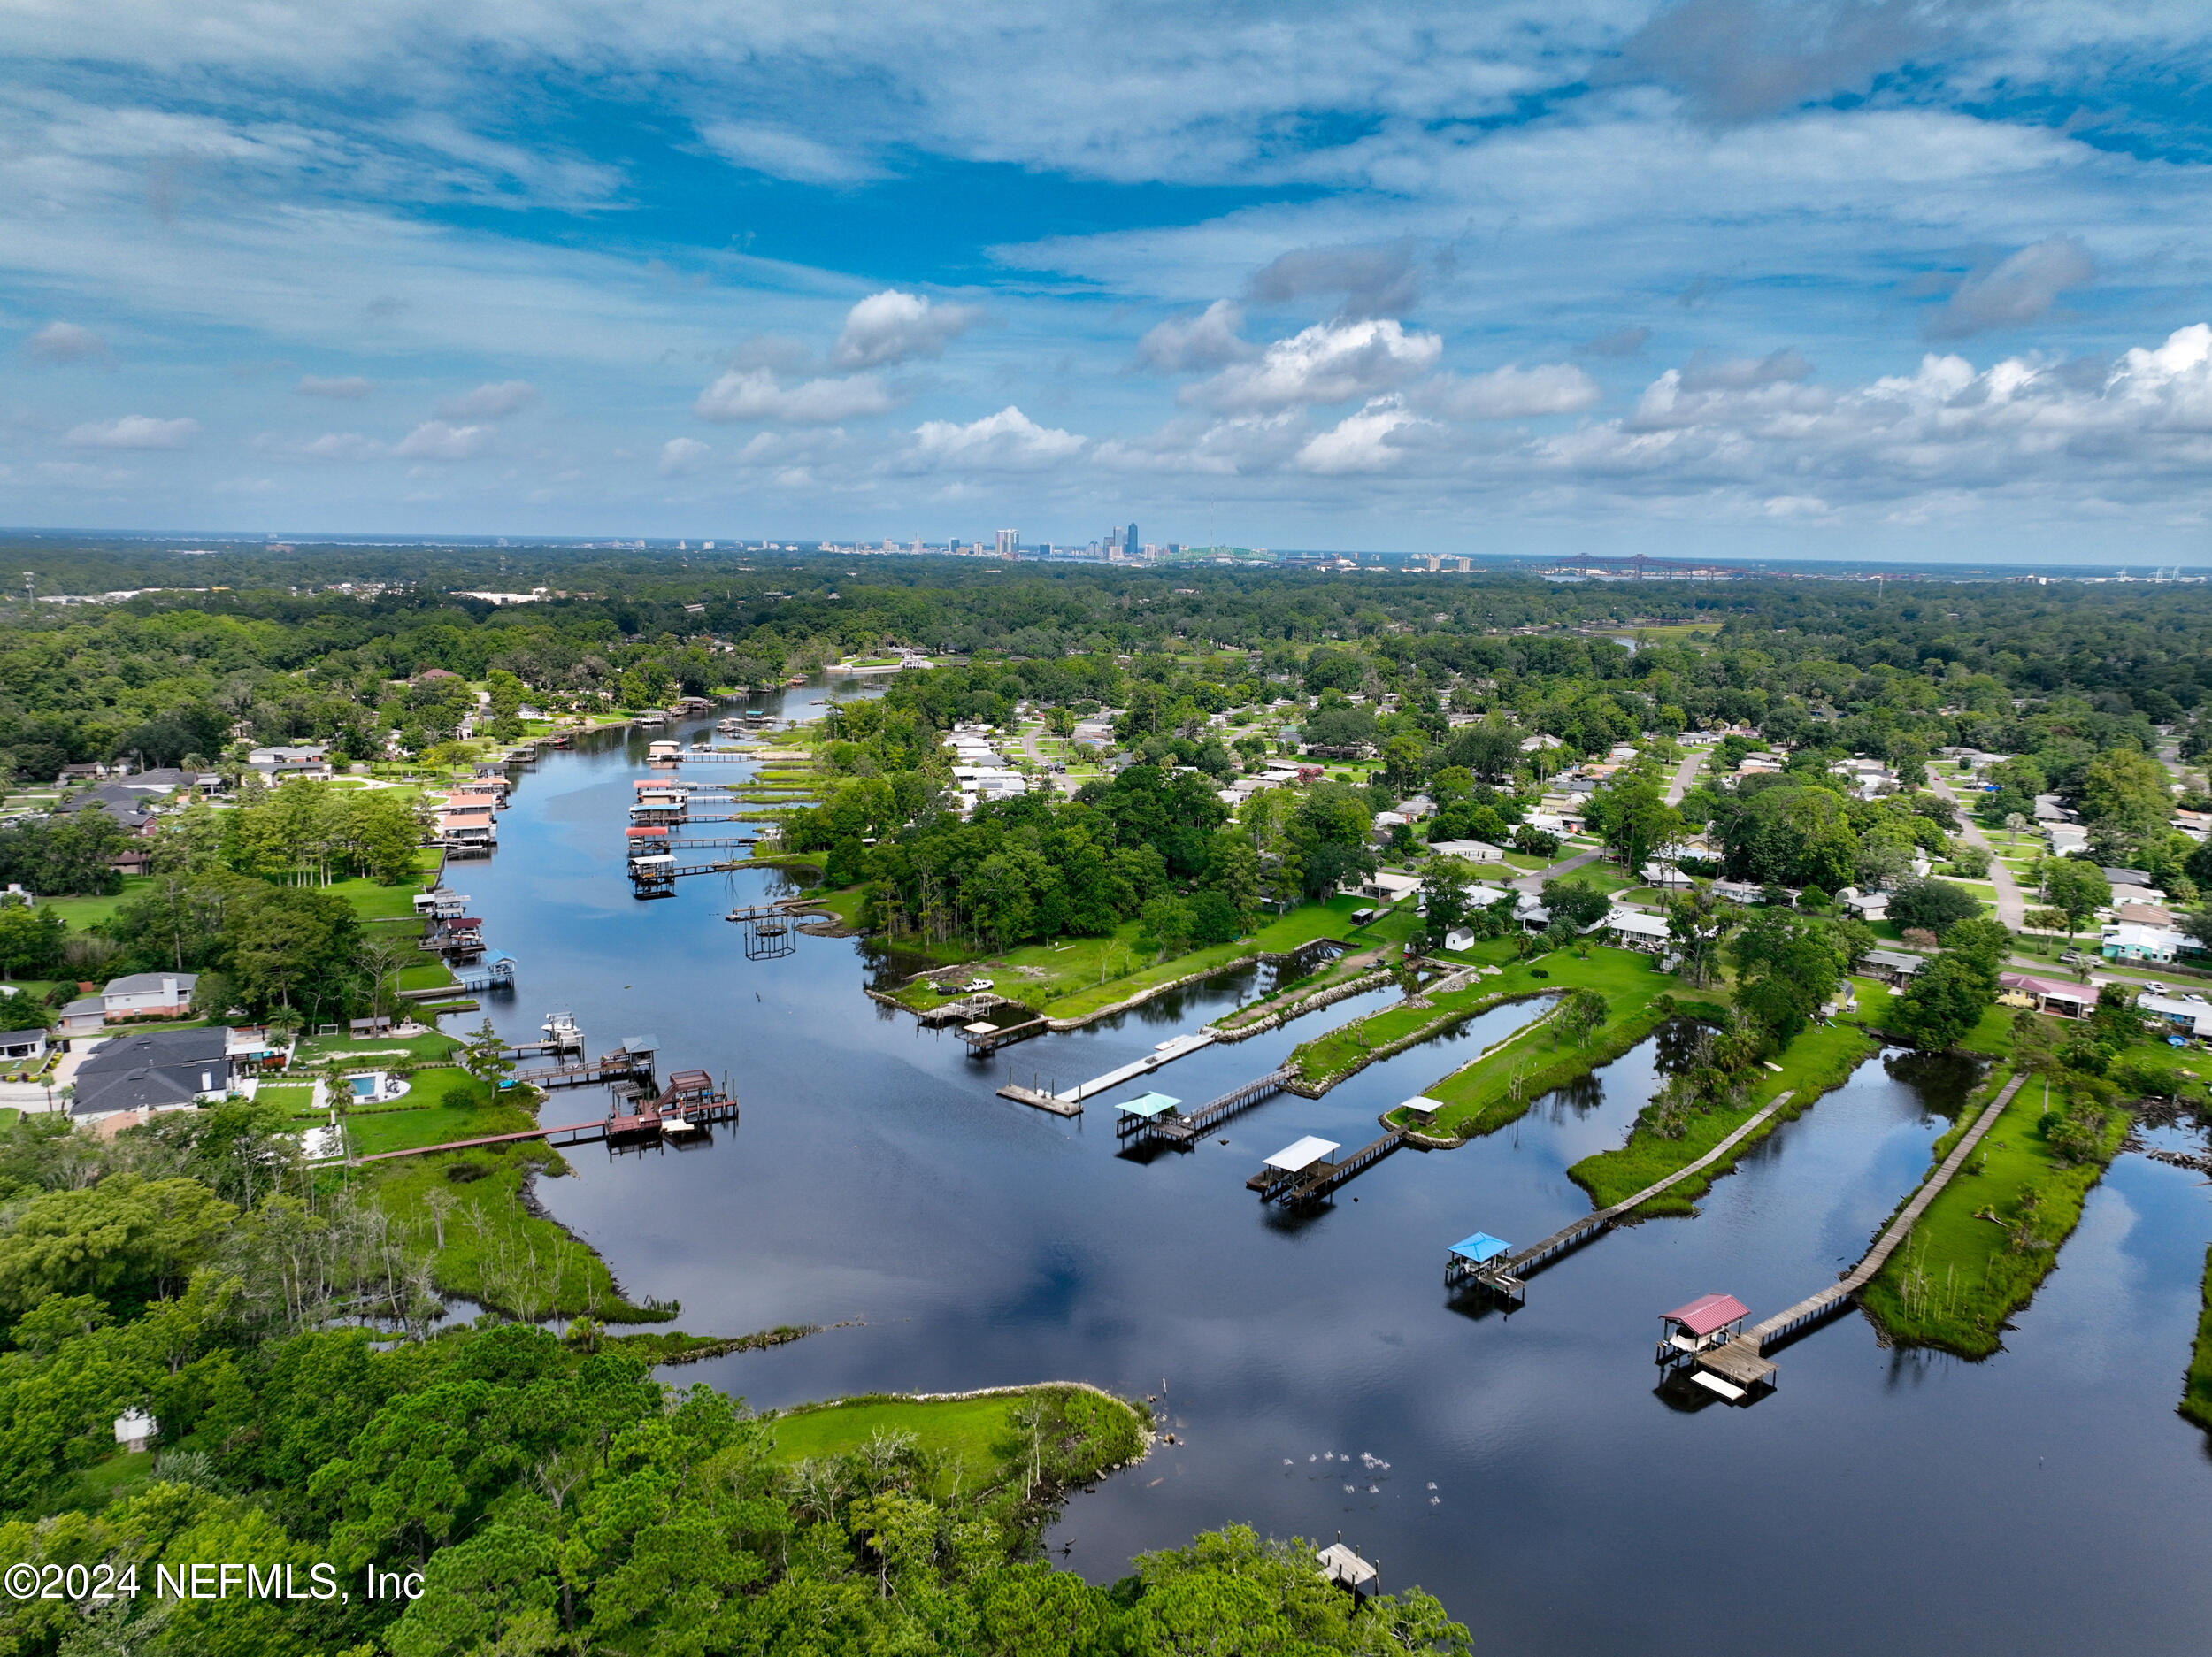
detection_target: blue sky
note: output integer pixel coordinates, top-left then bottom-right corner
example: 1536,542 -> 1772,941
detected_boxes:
4,0 -> 2212,559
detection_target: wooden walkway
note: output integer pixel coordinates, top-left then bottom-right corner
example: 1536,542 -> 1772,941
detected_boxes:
1119,1068 -> 1293,1144
513,1050 -> 654,1089
346,1095 -> 739,1162
1450,1089 -> 1801,1300
1716,1070 -> 2027,1364
1278,1127 -> 1409,1204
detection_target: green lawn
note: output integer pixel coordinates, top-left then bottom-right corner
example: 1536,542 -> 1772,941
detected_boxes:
894,896 -> 1379,1022
362,1126 -> 672,1323
764,1386 -> 1147,1502
327,866 -> 440,922
297,1030 -> 461,1062
340,1070 -> 506,1156
39,877 -> 152,930
397,961 -> 461,993
2184,1246 -> 2212,1433
1305,942 -> 1675,1101
1568,1016 -> 1881,1216
766,1395 -> 1025,1493
1861,1063 -> 2128,1357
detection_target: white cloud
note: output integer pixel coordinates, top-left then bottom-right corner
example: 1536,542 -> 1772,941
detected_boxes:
1415,362 -> 1600,419
831,290 -> 981,371
296,374 -> 373,398
395,420 -> 493,460
294,431 -> 384,462
23,321 -> 105,364
1135,300 -> 1256,373
696,119 -> 880,185
1296,398 -> 1432,472
906,406 -> 1083,470
435,380 -> 536,418
1190,318 -> 1441,413
693,368 -> 897,425
1925,234 -> 2095,340
63,414 -> 197,449
657,436 -> 710,476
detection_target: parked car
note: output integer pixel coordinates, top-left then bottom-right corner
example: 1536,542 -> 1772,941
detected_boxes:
963,978 -> 993,993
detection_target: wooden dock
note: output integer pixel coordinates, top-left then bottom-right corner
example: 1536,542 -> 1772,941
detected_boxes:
348,1078 -> 738,1162
1686,1071 -> 2028,1395
995,1082 -> 1085,1117
513,1047 -> 655,1089
1118,1068 -> 1293,1144
1449,1089 -> 1802,1300
1056,1032 -> 1217,1102
1248,1125 -> 1409,1205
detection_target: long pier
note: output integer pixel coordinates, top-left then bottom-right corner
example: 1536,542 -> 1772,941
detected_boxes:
1118,1069 -> 1293,1143
348,1093 -> 738,1162
1449,1089 -> 1802,1300
1686,1071 -> 2028,1395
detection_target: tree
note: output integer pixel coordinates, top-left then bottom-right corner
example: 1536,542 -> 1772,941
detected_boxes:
1664,883 -> 1740,988
459,1020 -> 514,1088
1539,878 -> 1609,931
2041,858 -> 2111,947
1589,777 -> 1681,877
0,1175 -> 236,1315
2074,747 -> 2170,840
1417,855 -> 1478,949
1718,784 -> 1860,892
1886,878 -> 1983,935
0,901 -> 64,980
1890,952 -> 1996,1051
223,885 -> 362,1017
1554,987 -> 1609,1048
1731,909 -> 1844,1046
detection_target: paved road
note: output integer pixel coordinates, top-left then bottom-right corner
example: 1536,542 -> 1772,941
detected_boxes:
1931,774 -> 2025,929
1510,846 -> 1601,894
1663,748 -> 1703,805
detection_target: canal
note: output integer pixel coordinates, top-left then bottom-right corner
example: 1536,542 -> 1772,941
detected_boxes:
453,690 -> 2212,1657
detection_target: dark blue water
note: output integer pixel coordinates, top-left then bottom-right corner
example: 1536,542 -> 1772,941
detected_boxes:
451,688 -> 2212,1656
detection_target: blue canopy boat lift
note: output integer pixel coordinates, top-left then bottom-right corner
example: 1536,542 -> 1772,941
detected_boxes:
1115,1090 -> 1182,1135
1444,1232 -> 1515,1293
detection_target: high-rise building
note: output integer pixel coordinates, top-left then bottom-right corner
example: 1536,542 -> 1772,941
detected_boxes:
995,529 -> 1018,557
1125,521 -> 1140,556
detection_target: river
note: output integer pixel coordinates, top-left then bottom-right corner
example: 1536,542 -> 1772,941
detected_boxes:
449,687 -> 2212,1656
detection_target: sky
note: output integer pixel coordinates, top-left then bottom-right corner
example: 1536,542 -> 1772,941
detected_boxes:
4,0 -> 2212,561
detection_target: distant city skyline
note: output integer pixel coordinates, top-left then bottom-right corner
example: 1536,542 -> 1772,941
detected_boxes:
4,4 -> 2212,561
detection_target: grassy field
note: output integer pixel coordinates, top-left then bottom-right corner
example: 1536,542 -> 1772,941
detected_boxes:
1307,942 -> 1671,1097
1569,1016 -> 1881,1216
38,877 -> 151,930
764,1385 -> 1147,1501
362,1130 -> 672,1323
338,1069 -> 503,1156
1860,1063 -> 2128,1357
1406,994 -> 1671,1141
297,1029 -> 460,1062
890,896 -> 1379,1021
2184,1247 -> 2212,1433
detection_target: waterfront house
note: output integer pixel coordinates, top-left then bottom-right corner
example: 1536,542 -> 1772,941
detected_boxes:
1859,949 -> 1924,986
1996,974 -> 2097,1018
2138,993 -> 2212,1039
1604,909 -> 1672,952
72,1026 -> 230,1118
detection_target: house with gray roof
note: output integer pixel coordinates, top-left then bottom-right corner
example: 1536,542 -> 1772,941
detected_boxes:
71,1026 -> 230,1118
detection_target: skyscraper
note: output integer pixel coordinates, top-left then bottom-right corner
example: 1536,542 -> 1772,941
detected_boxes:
995,529 -> 1018,557
1125,521 -> 1140,556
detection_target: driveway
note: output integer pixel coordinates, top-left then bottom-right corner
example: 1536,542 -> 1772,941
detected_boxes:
1931,775 -> 2024,929
1663,749 -> 1703,805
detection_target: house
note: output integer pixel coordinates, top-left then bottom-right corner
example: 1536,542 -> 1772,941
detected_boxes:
100,972 -> 197,1021
1371,810 -> 1409,844
247,744 -> 334,784
1710,878 -> 1768,905
2113,901 -> 2177,929
1352,870 -> 1424,904
1428,838 -> 1505,863
1639,861 -> 1691,889
2101,923 -> 2193,964
1860,949 -> 1924,986
1996,973 -> 2097,1018
71,1026 -> 230,1118
1525,809 -> 1583,836
1605,909 -> 1673,952
1459,881 -> 1516,910
1839,888 -> 1890,922
58,997 -> 106,1038
0,1027 -> 48,1062
2137,992 -> 2212,1039
2046,824 -> 2091,856
2101,867 -> 2153,891
2032,793 -> 2075,823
